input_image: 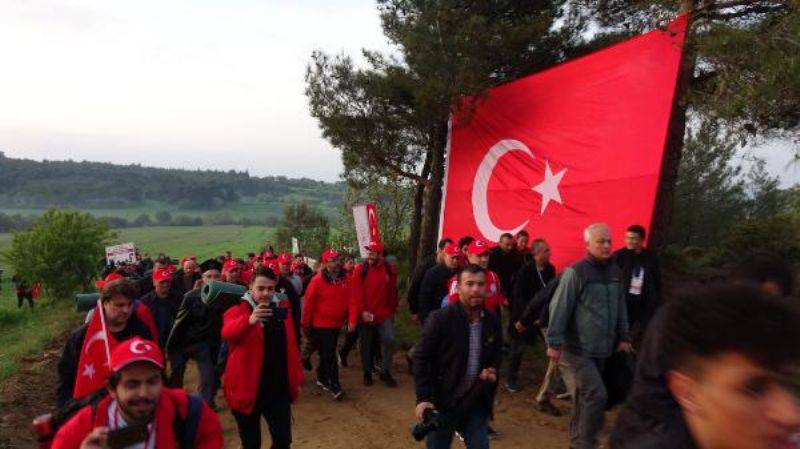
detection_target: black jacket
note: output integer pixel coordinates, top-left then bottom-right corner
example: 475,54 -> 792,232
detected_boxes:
165,289 -> 222,357
413,302 -> 503,413
407,254 -> 437,316
139,290 -> 184,349
488,247 -> 524,299
277,277 -> 302,346
519,275 -> 561,330
509,261 -> 556,341
612,248 -> 661,328
171,269 -> 201,298
609,309 -> 693,449
417,263 -> 457,324
56,307 -> 153,407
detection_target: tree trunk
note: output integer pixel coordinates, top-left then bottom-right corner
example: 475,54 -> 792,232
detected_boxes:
649,1 -> 696,252
408,151 -> 432,274
416,121 -> 449,266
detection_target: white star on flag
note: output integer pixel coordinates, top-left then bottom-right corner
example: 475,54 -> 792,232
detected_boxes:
532,161 -> 567,215
82,363 -> 96,379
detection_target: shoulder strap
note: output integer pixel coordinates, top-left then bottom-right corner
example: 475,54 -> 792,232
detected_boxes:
175,394 -> 203,449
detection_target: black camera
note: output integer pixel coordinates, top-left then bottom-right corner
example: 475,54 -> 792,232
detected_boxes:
411,408 -> 441,441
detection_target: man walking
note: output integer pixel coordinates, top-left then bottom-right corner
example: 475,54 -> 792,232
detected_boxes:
547,223 -> 632,449
413,264 -> 503,449
350,242 -> 398,387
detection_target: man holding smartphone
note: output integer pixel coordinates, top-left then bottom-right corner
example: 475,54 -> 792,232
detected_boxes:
222,266 -> 303,449
51,338 -> 223,449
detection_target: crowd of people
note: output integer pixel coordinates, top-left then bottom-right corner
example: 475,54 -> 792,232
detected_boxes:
35,222 -> 800,449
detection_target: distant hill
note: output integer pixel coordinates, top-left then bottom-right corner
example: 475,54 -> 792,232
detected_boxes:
0,152 -> 344,228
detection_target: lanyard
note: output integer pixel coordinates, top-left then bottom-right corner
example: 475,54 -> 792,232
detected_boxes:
535,266 -> 546,288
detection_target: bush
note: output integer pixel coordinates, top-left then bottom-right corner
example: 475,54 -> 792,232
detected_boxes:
0,209 -> 115,300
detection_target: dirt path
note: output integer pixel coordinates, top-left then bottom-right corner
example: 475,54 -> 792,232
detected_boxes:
1,334 -> 575,449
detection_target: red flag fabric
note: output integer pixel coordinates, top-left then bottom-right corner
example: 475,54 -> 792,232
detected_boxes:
439,16 -> 687,270
366,203 -> 381,244
73,304 -> 118,398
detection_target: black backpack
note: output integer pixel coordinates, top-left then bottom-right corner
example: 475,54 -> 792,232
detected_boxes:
38,389 -> 203,449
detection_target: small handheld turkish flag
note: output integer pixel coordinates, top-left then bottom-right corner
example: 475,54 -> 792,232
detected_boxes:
439,16 -> 687,269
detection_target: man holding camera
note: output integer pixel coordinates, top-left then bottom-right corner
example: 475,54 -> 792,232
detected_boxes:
51,337 -> 222,449
413,264 -> 503,449
221,266 -> 303,449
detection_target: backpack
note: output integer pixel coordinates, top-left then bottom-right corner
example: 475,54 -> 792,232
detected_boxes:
34,390 -> 203,449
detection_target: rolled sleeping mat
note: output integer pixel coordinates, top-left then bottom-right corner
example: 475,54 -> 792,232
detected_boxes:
76,293 -> 100,313
201,280 -> 247,309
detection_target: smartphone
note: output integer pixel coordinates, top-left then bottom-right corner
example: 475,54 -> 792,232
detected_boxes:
107,423 -> 149,449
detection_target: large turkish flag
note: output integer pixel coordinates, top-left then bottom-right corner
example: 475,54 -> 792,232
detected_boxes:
439,16 -> 687,270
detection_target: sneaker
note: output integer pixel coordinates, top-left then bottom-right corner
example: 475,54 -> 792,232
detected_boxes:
316,379 -> 330,391
330,383 -> 344,400
505,381 -> 522,393
363,373 -> 373,386
338,351 -> 348,368
379,372 -> 397,387
302,357 -> 312,372
536,400 -> 562,417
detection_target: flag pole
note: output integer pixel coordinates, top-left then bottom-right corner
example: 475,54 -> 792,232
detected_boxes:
96,299 -> 113,365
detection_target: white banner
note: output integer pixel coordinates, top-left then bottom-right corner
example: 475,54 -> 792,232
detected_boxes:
353,205 -> 370,258
105,243 -> 137,266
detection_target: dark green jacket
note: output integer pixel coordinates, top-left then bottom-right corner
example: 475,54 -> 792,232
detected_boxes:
546,256 -> 629,358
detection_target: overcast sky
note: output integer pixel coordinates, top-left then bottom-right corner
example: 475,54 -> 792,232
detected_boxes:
0,1 -> 797,187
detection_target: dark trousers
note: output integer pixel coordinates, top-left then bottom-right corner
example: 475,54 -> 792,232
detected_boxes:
17,292 -> 33,309
314,327 -> 341,387
358,319 -> 394,375
232,394 -> 292,449
339,330 -> 359,359
505,336 -> 529,386
168,343 -> 218,404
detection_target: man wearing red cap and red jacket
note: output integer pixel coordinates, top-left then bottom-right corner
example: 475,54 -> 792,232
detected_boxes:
445,239 -> 507,313
222,266 -> 302,449
350,242 -> 399,387
139,268 -> 184,350
52,337 -> 223,449
56,277 -> 158,407
301,248 -> 353,400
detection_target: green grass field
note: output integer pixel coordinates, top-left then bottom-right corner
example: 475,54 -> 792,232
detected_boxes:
0,225 -> 275,381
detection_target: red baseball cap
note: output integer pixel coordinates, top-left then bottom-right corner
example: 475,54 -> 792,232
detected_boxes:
152,268 -> 172,283
321,248 -> 340,262
443,243 -> 462,257
467,239 -> 492,255
364,241 -> 385,253
95,272 -> 124,290
262,251 -> 276,260
268,261 -> 281,276
277,252 -> 292,265
222,259 -> 241,272
110,338 -> 164,372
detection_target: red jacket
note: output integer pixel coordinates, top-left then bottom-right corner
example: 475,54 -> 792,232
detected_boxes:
447,269 -> 507,313
350,261 -> 398,325
222,298 -> 303,415
301,270 -> 353,329
51,388 -> 222,449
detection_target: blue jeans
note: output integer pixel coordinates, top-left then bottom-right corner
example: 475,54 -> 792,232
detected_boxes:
426,408 -> 489,449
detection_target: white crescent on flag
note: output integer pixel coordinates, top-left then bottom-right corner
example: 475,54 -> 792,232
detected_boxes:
83,330 -> 107,355
471,139 -> 535,241
130,340 -> 152,354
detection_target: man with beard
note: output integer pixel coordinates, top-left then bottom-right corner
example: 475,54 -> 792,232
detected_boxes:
350,242 -> 398,387
301,249 -> 354,400
56,279 -> 157,407
413,264 -> 503,449
51,338 -> 223,449
488,232 -> 524,299
166,263 -> 223,405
